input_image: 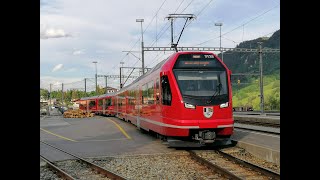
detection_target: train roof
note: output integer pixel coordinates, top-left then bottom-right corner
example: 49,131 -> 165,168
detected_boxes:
97,92 -> 116,98
79,95 -> 100,100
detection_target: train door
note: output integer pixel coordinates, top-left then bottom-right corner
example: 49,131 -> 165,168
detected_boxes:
86,100 -> 89,113
161,75 -> 172,117
136,85 -> 141,129
116,96 -> 119,117
103,98 -> 106,115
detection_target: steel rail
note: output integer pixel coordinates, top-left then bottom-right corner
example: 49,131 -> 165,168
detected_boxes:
40,140 -> 126,180
216,150 -> 280,180
188,150 -> 242,180
40,155 -> 75,180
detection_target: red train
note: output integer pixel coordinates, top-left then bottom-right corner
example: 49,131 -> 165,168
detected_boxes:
76,51 -> 234,147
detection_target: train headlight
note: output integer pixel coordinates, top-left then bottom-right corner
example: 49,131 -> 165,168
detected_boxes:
220,102 -> 229,108
184,103 -> 196,109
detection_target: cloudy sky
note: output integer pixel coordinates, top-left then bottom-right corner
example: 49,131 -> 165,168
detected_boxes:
40,0 -> 280,91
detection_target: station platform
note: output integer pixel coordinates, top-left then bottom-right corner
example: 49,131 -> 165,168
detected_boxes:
231,114 -> 280,165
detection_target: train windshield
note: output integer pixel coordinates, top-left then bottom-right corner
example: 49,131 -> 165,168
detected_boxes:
173,54 -> 229,105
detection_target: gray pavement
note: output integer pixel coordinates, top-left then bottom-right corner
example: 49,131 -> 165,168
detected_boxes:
40,114 -> 280,165
40,115 -> 179,162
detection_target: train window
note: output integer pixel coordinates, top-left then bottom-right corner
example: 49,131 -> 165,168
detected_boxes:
98,99 -> 103,106
106,99 -> 111,106
161,75 -> 172,106
142,84 -> 148,105
148,81 -> 154,104
136,86 -> 140,106
89,100 -> 96,107
122,98 -> 126,106
128,90 -> 136,105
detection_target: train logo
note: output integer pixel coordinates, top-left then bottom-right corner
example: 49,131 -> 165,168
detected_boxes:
203,107 -> 213,118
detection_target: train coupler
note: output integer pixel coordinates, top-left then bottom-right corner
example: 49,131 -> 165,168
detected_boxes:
195,130 -> 216,144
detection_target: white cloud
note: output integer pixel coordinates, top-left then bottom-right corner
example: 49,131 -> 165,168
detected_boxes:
40,26 -> 71,39
52,64 -> 64,72
72,49 -> 85,55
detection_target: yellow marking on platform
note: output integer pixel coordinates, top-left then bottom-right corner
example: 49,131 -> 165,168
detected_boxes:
105,118 -> 132,140
40,128 -> 77,142
80,138 -> 128,142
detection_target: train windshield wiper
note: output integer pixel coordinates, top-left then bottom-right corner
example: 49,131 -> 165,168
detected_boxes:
206,83 -> 221,104
182,94 -> 203,100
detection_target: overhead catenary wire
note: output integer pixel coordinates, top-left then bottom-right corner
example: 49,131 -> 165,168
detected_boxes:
147,0 -> 213,67
147,0 -> 198,66
194,3 -> 280,46
113,0 -> 168,76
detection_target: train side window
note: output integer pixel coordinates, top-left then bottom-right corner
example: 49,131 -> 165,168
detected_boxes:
106,99 -> 111,106
148,80 -> 154,104
98,99 -> 103,106
142,84 -> 148,105
161,75 -> 172,106
89,100 -> 96,107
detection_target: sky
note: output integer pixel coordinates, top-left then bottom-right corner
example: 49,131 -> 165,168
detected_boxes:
40,0 -> 280,91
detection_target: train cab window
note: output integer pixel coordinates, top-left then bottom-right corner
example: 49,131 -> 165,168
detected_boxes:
161,75 -> 172,106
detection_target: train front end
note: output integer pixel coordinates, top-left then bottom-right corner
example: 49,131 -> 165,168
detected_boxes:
162,52 -> 233,146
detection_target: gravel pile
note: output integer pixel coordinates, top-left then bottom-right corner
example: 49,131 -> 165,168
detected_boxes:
89,152 -> 227,180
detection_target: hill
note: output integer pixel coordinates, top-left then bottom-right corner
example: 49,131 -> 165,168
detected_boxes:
219,30 -> 280,110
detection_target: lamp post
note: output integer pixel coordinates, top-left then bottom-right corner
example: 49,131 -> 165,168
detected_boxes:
136,18 -> 144,75
215,22 -> 223,62
120,61 -> 124,88
92,61 -> 98,94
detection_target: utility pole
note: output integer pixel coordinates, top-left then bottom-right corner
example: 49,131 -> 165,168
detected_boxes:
136,19 -> 145,74
84,78 -> 87,94
258,42 -> 265,115
119,67 -> 122,89
49,83 -> 52,115
61,83 -> 64,106
120,62 -> 124,88
49,84 -> 52,105
92,61 -> 98,94
215,22 -> 223,62
105,76 -> 108,94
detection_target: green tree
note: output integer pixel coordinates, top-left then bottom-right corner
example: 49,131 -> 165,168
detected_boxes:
40,88 -> 49,100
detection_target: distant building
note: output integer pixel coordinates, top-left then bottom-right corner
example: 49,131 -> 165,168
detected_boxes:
104,86 -> 117,93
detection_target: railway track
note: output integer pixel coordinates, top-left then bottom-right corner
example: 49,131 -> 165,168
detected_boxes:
189,150 -> 280,180
40,140 -> 126,180
234,119 -> 280,128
